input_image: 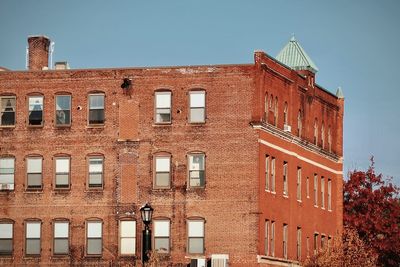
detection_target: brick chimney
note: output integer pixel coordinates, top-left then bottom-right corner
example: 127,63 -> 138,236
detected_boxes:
28,36 -> 50,71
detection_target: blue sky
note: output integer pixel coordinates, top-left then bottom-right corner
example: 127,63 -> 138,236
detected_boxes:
1,0 -> 399,185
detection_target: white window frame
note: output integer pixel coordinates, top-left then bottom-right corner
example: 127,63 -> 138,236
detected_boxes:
53,221 -> 69,255
189,91 -> 205,123
0,96 -> 16,127
265,155 -> 270,191
314,174 -> 318,207
55,95 -> 71,126
154,219 -> 170,254
306,176 -> 310,198
321,177 -> 325,209
297,227 -> 302,261
271,157 -> 276,193
88,94 -> 105,125
0,158 -> 15,190
271,221 -> 275,257
265,220 -> 270,256
0,222 -> 13,255
188,153 -> 205,188
86,220 -> 102,256
328,179 -> 332,211
88,156 -> 104,189
297,167 -> 302,201
283,224 -> 288,259
55,157 -> 70,189
26,157 -> 43,190
154,155 -> 171,189
25,221 -> 41,256
155,91 -> 171,124
119,220 -> 136,256
283,162 -> 288,196
187,219 -> 204,254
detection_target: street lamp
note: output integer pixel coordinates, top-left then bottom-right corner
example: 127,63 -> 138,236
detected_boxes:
140,203 -> 153,264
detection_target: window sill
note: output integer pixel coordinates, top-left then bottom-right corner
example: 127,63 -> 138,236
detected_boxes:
84,255 -> 103,258
86,125 -> 104,129
297,199 -> 302,203
54,125 -> 71,128
23,256 -> 41,259
153,123 -> 172,127
188,122 -> 206,126
0,125 -> 15,129
314,205 -> 319,208
24,190 -> 44,194
27,125 -> 44,128
53,189 -> 71,193
270,191 -> 276,194
50,255 -> 71,259
86,187 -> 104,191
283,195 -> 289,199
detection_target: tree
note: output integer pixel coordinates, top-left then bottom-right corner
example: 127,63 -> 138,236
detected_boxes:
344,158 -> 400,266
303,226 -> 377,267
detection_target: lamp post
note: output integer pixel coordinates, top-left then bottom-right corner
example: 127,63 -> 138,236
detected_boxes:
140,203 -> 153,264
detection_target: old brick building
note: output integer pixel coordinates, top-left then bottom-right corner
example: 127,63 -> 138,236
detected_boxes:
0,36 -> 343,266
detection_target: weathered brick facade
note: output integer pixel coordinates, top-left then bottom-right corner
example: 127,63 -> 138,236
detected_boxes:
0,36 -> 343,266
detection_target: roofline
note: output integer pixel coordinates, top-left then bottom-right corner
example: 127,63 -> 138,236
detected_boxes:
315,83 -> 338,98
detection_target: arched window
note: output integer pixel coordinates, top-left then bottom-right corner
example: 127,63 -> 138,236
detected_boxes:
297,110 -> 302,138
187,217 -> 205,254
86,218 -> 103,256
274,97 -> 278,126
314,119 -> 318,146
321,122 -> 325,149
264,93 -> 268,122
328,126 -> 332,152
154,90 -> 172,124
0,95 -> 16,126
153,152 -> 171,189
283,102 -> 288,125
0,219 -> 14,255
27,94 -> 44,126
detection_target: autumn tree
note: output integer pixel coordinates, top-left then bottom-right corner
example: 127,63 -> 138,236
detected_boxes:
344,159 -> 400,266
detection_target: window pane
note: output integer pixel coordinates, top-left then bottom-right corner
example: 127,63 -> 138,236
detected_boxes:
26,239 -> 40,255
0,224 -> 12,238
27,174 -> 42,187
190,108 -> 204,123
56,174 -> 69,187
28,97 -> 43,125
87,222 -> 102,238
54,238 -> 69,254
189,171 -> 205,187
121,221 -> 136,238
28,97 -> 43,111
155,173 -> 170,187
156,92 -> 171,108
1,97 -> 16,126
0,239 -> 12,254
56,110 -> 71,125
0,158 -> 14,169
89,159 -> 103,173
189,155 -> 204,170
0,174 -> 14,184
190,92 -> 205,107
27,158 -> 42,173
56,96 -> 71,111
89,174 -> 102,186
54,222 -> 69,238
89,95 -> 104,109
188,221 -> 204,237
26,222 -> 41,238
121,238 -> 135,254
154,221 -> 169,236
56,158 -> 70,173
188,238 -> 204,254
89,110 -> 104,124
156,108 -> 171,123
155,237 -> 169,253
87,238 -> 102,255
156,157 -> 169,172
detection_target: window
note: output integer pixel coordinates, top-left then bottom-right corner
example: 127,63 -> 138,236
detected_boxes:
328,179 -> 332,211
55,95 -> 71,126
53,221 -> 69,255
314,119 -> 318,146
269,94 -> 273,110
27,157 -> 42,189
321,177 -> 325,209
189,91 -> 205,123
328,127 -> 332,152
271,221 -> 275,257
271,157 -> 275,192
0,158 -> 14,190
28,96 -> 43,126
297,227 -> 302,261
274,97 -> 278,126
155,156 -> 170,188
188,153 -> 205,188
321,122 -> 325,149
283,102 -> 288,125
25,221 -> 41,256
297,110 -> 302,137
321,235 -> 326,249
265,155 -> 270,191
88,157 -> 103,188
0,222 -> 13,255
119,220 -> 136,255
55,157 -> 70,189
306,176 -> 310,198
313,233 -> 318,254
297,167 -> 301,201
88,94 -> 104,125
86,220 -> 102,256
265,220 -> 270,256
264,93 -> 268,121
154,219 -> 170,253
0,96 -> 16,126
188,219 -> 204,254
283,224 -> 288,259
306,237 -> 310,256
155,91 -> 171,123
283,162 -> 288,196
314,174 -> 318,206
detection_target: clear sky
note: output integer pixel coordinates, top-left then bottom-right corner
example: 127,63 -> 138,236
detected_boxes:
1,0 -> 399,185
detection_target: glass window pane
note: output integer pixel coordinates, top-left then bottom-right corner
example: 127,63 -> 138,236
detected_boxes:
154,221 -> 169,236
121,221 -> 136,238
156,157 -> 170,172
155,237 -> 169,253
26,239 -> 40,255
0,239 -> 12,254
89,110 -> 104,124
87,238 -> 102,255
190,108 -> 205,123
121,238 -> 135,254
1,98 -> 15,112
188,221 -> 204,237
54,222 -> 69,238
87,222 -> 102,238
155,173 -> 169,187
56,96 -> 71,111
28,97 -> 43,111
27,158 -> 42,173
0,174 -> 14,184
27,174 -> 42,187
156,109 -> 171,123
56,110 -> 71,125
189,155 -> 204,170
54,238 -> 69,254
0,158 -> 14,169
26,222 -> 41,238
56,158 -> 70,173
190,92 -> 205,107
188,238 -> 204,254
156,92 -> 171,108
0,224 -> 12,238
56,174 -> 69,186
89,174 -> 103,186
89,95 -> 104,109
89,159 -> 103,173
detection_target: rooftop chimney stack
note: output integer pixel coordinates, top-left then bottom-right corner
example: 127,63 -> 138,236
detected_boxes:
28,36 -> 50,71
